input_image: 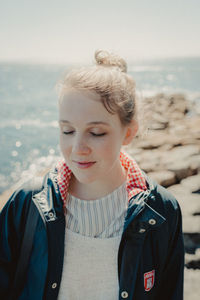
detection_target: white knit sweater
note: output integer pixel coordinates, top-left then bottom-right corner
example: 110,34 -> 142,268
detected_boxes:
58,182 -> 128,299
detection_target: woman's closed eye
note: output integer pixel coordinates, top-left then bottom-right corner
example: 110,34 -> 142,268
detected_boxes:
91,132 -> 106,137
62,131 -> 106,137
62,131 -> 74,135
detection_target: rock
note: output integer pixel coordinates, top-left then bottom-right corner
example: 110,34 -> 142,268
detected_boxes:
185,116 -> 200,131
132,149 -> 161,166
183,233 -> 200,254
185,259 -> 200,270
173,145 -> 199,158
183,216 -> 200,234
164,136 -> 183,147
167,184 -> 200,218
168,111 -> 185,120
140,161 -> 158,173
126,93 -> 200,298
168,94 -> 189,114
185,249 -> 200,265
135,133 -> 170,149
147,170 -> 176,187
188,155 -> 200,173
167,184 -> 187,197
149,122 -> 167,130
184,268 -> 200,300
152,112 -> 169,127
183,232 -> 200,255
158,143 -> 174,151
179,137 -> 200,146
181,174 -> 200,193
167,161 -> 195,181
185,249 -> 200,269
168,123 -> 188,135
162,145 -> 200,165
135,138 -> 168,150
153,113 -> 169,123
135,140 -> 160,150
125,147 -> 142,157
0,189 -> 15,210
167,184 -> 200,239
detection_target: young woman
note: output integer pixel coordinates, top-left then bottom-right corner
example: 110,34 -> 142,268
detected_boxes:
0,50 -> 184,300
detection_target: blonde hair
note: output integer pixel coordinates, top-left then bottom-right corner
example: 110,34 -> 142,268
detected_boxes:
56,50 -> 137,126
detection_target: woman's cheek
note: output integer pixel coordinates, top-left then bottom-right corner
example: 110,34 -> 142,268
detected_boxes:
60,136 -> 69,154
93,136 -> 110,149
95,137 -> 115,154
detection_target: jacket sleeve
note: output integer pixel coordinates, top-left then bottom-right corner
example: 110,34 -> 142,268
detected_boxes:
156,199 -> 185,300
0,188 -> 31,298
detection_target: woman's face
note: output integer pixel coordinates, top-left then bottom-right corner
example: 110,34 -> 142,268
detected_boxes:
59,90 -> 132,186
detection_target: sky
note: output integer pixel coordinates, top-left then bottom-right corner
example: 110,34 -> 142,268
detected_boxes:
0,0 -> 200,64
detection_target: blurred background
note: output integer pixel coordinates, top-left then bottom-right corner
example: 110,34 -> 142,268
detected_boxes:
0,0 -> 200,298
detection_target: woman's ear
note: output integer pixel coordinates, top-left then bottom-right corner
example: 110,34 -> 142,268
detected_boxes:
122,119 -> 138,145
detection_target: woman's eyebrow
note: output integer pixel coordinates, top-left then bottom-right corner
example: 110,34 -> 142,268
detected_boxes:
59,120 -> 110,126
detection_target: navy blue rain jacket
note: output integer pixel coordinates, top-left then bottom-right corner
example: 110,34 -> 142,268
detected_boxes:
0,169 -> 185,300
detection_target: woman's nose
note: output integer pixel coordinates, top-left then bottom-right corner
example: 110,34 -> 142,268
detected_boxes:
72,136 -> 91,155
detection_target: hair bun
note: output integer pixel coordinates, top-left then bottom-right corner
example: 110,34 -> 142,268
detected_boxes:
95,50 -> 127,73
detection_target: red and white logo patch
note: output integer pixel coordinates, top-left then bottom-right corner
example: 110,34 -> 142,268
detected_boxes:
144,270 -> 155,292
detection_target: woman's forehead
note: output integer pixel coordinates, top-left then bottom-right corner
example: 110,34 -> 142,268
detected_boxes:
61,89 -> 100,103
59,93 -> 122,127
59,92 -> 106,115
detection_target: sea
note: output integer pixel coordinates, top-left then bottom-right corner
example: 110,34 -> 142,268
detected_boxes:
0,57 -> 200,194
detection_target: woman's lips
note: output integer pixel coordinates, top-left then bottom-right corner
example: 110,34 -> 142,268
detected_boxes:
73,161 -> 96,169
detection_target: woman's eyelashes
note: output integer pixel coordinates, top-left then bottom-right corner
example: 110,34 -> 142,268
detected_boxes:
62,130 -> 106,137
91,132 -> 106,137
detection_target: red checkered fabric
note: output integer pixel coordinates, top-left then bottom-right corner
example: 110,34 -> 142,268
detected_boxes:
56,151 -> 147,211
119,151 -> 147,198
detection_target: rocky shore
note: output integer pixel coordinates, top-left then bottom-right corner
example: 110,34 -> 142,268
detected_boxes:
125,93 -> 200,300
0,93 -> 199,299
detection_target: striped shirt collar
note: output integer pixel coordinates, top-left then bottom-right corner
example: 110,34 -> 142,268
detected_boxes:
56,151 -> 147,210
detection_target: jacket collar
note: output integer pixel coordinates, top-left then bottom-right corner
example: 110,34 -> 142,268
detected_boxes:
33,153 -> 166,229
56,150 -> 147,211
123,175 -> 166,233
